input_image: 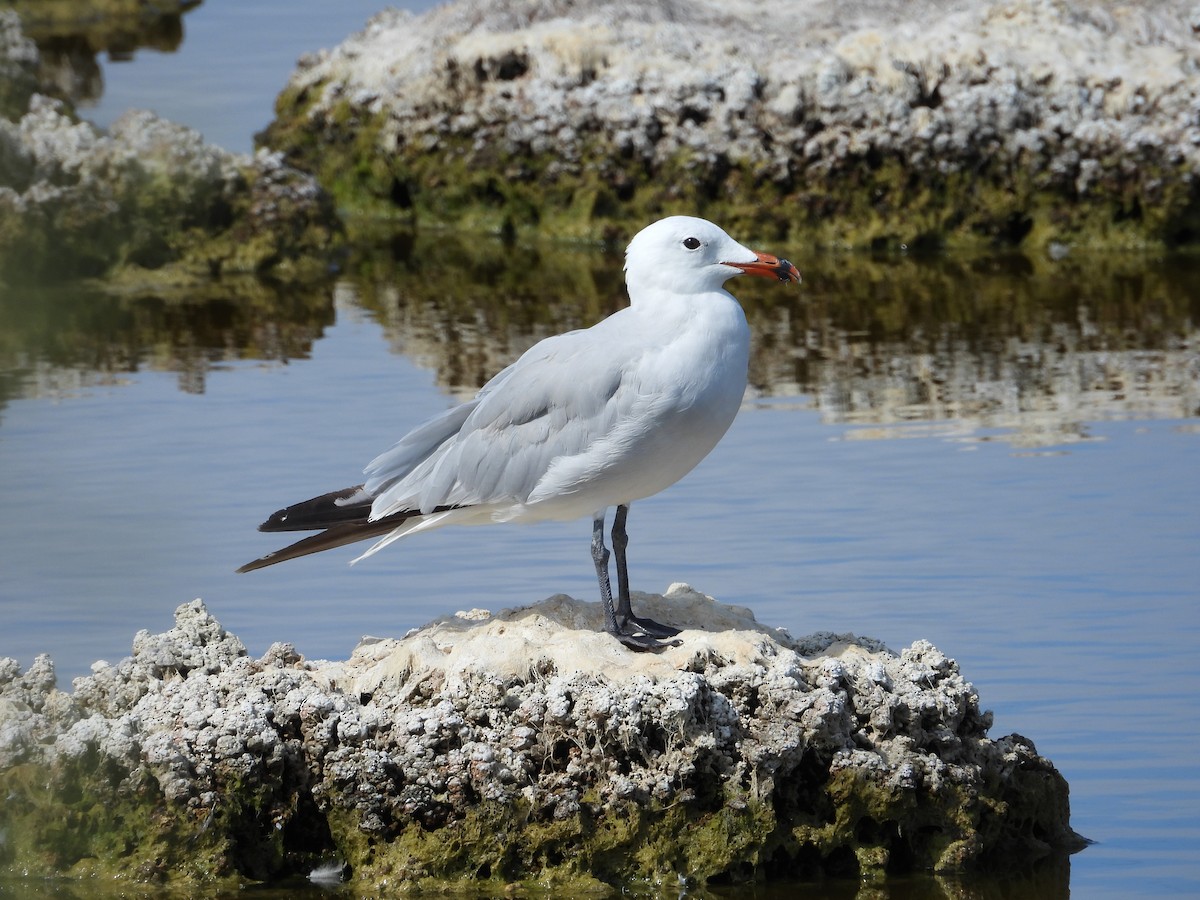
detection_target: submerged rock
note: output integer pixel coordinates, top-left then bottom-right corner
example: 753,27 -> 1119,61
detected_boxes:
0,588 -> 1085,891
261,0 -> 1200,250
0,9 -> 340,284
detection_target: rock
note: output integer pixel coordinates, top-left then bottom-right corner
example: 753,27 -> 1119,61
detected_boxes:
0,588 -> 1085,890
261,0 -> 1200,250
6,0 -> 198,109
0,10 -> 341,284
0,7 -> 38,120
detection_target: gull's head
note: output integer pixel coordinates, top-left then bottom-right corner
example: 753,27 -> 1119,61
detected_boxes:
624,215 -> 800,298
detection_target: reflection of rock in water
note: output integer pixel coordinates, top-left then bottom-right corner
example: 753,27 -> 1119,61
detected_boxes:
806,335 -> 1200,448
344,233 -> 626,401
752,255 -> 1200,446
348,237 -> 1200,447
4,227 -> 1196,447
7,0 -> 196,106
0,279 -> 335,407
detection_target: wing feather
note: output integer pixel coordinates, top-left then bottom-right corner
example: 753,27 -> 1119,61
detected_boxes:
368,324 -> 638,518
362,399 -> 479,495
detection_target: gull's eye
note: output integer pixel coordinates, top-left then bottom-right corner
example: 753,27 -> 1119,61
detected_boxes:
682,236 -> 702,250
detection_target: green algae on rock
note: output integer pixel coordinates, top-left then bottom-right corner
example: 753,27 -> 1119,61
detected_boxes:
0,589 -> 1086,891
259,0 -> 1200,251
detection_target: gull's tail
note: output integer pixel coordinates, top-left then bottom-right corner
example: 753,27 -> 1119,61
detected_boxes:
236,485 -> 460,573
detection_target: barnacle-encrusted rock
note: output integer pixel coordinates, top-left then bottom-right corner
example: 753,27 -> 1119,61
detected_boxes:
0,588 -> 1084,891
261,0 -> 1200,250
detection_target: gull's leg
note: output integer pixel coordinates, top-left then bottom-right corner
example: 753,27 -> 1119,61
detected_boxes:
612,504 -> 682,641
593,510 -> 674,652
592,513 -> 620,636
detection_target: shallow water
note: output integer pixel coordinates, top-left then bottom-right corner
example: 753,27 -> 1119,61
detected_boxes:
3,1 -> 1200,897
2,237 -> 1198,898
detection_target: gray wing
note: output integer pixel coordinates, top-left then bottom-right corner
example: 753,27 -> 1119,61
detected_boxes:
366,323 -> 647,519
362,400 -> 479,496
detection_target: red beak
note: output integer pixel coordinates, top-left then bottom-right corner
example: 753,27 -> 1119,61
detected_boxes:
725,251 -> 801,284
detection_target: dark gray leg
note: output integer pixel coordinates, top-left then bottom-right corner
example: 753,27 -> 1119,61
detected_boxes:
592,510 -> 676,652
591,513 -> 620,637
612,504 -> 632,620
612,504 -> 681,640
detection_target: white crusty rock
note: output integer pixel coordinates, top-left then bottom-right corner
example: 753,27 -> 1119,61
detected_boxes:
264,0 -> 1200,247
0,589 -> 1084,888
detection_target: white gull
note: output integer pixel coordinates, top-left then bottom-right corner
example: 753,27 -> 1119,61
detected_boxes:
238,216 -> 800,650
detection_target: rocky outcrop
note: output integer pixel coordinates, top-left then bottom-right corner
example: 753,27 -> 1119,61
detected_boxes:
262,0 -> 1200,250
0,10 -> 340,284
0,588 -> 1085,891
5,0 -> 198,107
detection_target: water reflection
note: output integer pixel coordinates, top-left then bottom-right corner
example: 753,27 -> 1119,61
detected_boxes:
0,856 -> 1074,899
711,852 -> 1072,899
342,235 -> 1200,447
8,0 -> 201,106
0,277 -> 332,411
2,234 -> 1197,448
785,253 -> 1200,446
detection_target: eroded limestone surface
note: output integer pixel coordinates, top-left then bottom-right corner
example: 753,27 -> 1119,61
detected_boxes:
0,587 -> 1083,890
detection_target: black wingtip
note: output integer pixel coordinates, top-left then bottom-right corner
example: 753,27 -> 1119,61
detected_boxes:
237,502 -> 467,574
258,508 -> 292,532
256,485 -> 371,533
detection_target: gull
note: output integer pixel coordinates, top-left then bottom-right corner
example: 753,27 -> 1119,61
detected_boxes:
238,216 -> 800,651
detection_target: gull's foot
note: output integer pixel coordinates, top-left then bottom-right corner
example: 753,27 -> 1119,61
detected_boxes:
620,615 -> 682,639
609,624 -> 683,653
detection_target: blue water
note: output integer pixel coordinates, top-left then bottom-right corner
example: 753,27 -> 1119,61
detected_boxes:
3,1 -> 1200,896
82,0 -> 439,154
2,298 -> 1198,897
